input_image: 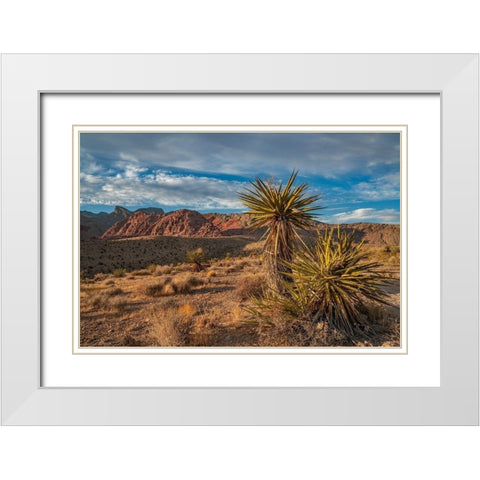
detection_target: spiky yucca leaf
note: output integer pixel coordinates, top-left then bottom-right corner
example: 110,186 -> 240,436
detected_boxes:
280,227 -> 391,336
238,170 -> 322,289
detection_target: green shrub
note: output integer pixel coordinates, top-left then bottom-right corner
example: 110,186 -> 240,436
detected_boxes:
185,248 -> 207,271
252,227 -> 391,338
282,227 -> 390,336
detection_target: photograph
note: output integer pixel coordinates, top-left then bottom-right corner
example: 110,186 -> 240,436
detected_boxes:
79,130 -> 402,348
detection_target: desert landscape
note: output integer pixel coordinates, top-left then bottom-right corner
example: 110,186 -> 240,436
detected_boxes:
79,131 -> 401,348
80,206 -> 400,348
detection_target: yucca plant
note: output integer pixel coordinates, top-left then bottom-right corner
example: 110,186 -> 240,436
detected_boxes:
280,227 -> 391,337
238,170 -> 322,290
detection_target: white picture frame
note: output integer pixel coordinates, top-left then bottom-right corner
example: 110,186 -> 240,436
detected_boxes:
1,54 -> 478,425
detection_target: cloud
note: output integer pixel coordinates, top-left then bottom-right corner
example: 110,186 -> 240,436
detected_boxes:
80,168 -> 245,211
352,173 -> 400,201
80,132 -> 400,178
326,208 -> 400,224
79,132 -> 400,221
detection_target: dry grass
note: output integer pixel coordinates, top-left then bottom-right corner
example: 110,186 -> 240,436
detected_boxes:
87,293 -> 127,312
148,305 -> 195,347
107,287 -> 124,296
156,265 -> 173,275
173,278 -> 192,294
139,274 -> 204,298
131,269 -> 151,276
235,273 -> 265,300
178,303 -> 198,317
143,278 -> 175,297
80,239 -> 400,348
366,245 -> 400,267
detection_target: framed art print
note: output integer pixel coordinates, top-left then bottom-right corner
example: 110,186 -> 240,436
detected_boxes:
1,54 -> 478,424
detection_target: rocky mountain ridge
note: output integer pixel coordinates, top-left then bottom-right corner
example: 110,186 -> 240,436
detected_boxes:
80,206 -> 400,245
100,209 -> 222,239
80,206 -> 164,240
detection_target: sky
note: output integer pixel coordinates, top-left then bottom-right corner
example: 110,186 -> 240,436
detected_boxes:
80,132 -> 400,224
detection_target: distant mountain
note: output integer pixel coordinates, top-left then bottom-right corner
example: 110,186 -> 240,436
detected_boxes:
100,209 -> 222,239
203,212 -> 254,236
80,205 -> 164,240
82,206 -> 400,245
314,222 -> 400,246
136,207 -> 166,214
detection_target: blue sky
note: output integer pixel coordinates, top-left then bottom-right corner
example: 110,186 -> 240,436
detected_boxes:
80,132 -> 400,224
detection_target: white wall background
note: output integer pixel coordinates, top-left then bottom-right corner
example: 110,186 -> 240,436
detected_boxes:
1,2 -> 478,479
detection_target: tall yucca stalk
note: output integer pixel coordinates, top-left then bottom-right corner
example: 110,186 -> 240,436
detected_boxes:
238,170 -> 322,290
281,227 -> 390,337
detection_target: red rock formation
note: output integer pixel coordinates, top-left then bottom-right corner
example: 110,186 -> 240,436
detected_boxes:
203,213 -> 253,236
97,207 -> 400,245
101,209 -> 222,239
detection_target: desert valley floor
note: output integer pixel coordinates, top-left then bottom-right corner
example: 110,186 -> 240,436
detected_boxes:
80,229 -> 401,348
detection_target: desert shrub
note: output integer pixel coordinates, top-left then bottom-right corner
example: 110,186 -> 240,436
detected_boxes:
185,275 -> 203,287
235,274 -> 265,300
109,297 -> 127,312
173,263 -> 192,273
172,279 -> 192,294
225,252 -> 232,260
142,275 -> 202,297
178,303 -> 198,317
273,227 -> 391,337
144,283 -> 164,297
185,248 -> 207,271
144,277 -> 173,297
132,269 -> 151,276
150,307 -> 194,346
188,313 -> 227,347
113,268 -> 125,278
107,287 -> 124,296
161,283 -> 177,296
88,293 -> 127,312
90,294 -> 109,310
157,265 -> 172,275
93,273 -> 107,282
147,264 -> 158,272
